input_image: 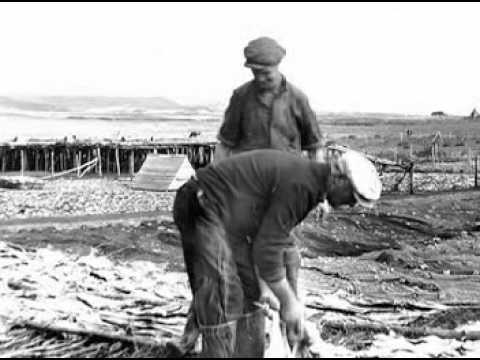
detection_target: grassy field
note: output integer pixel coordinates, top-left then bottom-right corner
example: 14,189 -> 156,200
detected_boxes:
322,115 -> 480,165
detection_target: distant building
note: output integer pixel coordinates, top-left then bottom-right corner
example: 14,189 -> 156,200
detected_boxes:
431,111 -> 446,117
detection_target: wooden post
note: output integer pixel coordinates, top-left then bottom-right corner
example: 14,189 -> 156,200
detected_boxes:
87,149 -> 91,166
409,163 -> 415,194
65,148 -> 70,170
35,150 -> 40,172
77,150 -> 82,177
409,144 -> 413,159
129,150 -> 135,178
393,148 -> 398,163
106,148 -> 110,174
26,150 -> 30,172
467,147 -> 472,172
1,150 -> 5,174
44,149 -> 48,175
115,147 -> 121,177
475,155 -> 478,188
199,146 -> 204,166
431,146 -> 436,168
210,145 -> 215,163
20,149 -> 25,176
76,149 -> 79,172
153,147 -> 157,154
97,147 -> 102,177
59,152 -> 64,172
74,152 -> 78,177
205,147 -> 210,164
50,149 -> 55,176
400,132 -> 403,145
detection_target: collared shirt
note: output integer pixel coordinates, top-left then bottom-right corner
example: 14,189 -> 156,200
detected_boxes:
196,149 -> 330,283
217,77 -> 323,154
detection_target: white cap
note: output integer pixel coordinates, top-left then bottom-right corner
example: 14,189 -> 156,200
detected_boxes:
335,150 -> 382,208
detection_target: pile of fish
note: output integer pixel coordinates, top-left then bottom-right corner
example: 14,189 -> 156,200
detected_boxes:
3,240 -> 480,357
0,241 -> 190,357
308,333 -> 480,357
0,179 -> 175,220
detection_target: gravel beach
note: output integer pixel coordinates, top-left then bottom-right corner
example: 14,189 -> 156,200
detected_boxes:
0,178 -> 175,221
0,172 -> 476,222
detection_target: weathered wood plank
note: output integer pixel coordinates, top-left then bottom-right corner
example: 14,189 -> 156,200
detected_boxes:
129,150 -> 135,178
20,149 -> 25,176
97,147 -> 102,176
115,147 -> 120,177
50,149 -> 55,176
106,148 -> 110,174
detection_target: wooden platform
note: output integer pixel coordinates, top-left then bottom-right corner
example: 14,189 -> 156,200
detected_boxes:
0,138 -> 216,177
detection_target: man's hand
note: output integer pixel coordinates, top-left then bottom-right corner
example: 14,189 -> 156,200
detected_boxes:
281,297 -> 305,346
267,277 -> 305,347
316,198 -> 332,223
255,266 -> 280,311
258,281 -> 281,311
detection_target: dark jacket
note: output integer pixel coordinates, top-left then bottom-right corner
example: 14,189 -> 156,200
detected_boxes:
196,149 -> 330,282
218,78 -> 323,155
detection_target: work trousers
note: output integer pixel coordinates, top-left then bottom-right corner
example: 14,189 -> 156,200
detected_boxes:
173,179 -> 266,357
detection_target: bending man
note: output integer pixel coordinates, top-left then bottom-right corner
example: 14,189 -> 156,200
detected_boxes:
173,149 -> 382,357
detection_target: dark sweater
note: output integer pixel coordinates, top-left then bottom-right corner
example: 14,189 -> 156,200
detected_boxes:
196,149 -> 330,282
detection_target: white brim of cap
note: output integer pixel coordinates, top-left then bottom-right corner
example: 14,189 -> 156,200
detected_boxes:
339,150 -> 382,203
353,192 -> 377,208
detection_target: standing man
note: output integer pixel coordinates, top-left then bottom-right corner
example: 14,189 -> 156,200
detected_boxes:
216,36 -> 326,305
166,36 -> 326,357
215,36 -> 325,162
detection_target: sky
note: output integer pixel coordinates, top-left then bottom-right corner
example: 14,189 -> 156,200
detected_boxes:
0,2 -> 479,115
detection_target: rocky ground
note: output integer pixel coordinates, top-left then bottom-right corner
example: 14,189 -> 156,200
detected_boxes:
382,171 -> 475,193
0,170 -> 477,222
0,178 -> 174,220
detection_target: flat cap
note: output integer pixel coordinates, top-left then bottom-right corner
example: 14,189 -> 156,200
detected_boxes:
244,37 -> 286,68
336,150 -> 382,208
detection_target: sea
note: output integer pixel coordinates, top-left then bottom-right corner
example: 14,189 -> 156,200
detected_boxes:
0,110 -> 222,142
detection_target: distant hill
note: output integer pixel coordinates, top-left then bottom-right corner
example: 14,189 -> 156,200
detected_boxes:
0,97 -> 68,112
0,96 -> 182,113
316,111 -> 427,120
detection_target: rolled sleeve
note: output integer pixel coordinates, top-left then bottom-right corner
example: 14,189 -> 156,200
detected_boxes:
254,235 -> 291,283
217,91 -> 242,148
252,198 -> 296,283
298,96 -> 324,150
